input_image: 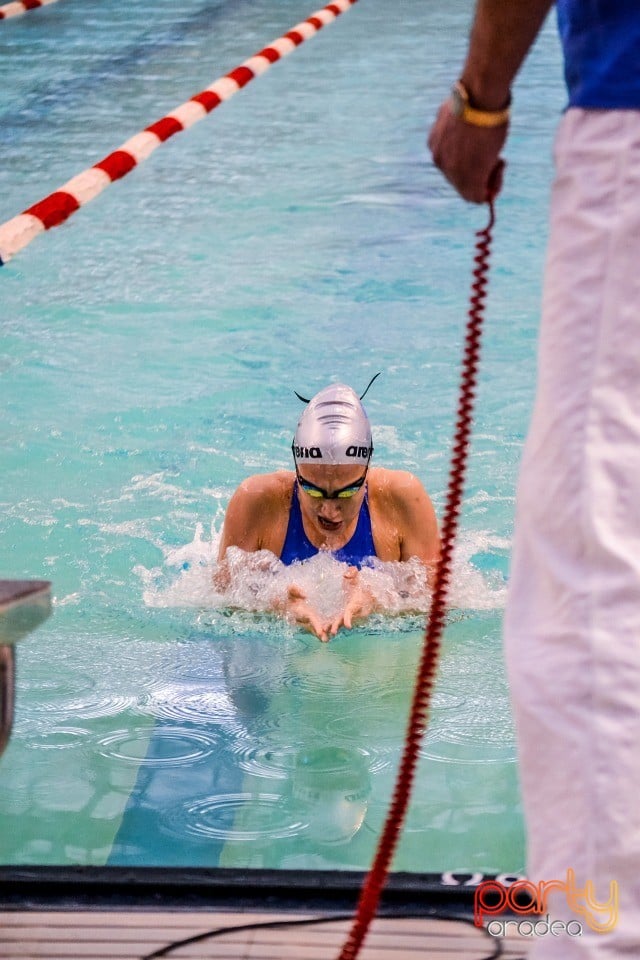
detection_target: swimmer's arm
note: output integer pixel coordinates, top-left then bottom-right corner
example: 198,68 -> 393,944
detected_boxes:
214,478 -> 276,592
393,473 -> 441,580
217,484 -> 264,556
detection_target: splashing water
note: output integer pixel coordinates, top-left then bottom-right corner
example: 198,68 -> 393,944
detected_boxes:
136,519 -> 507,623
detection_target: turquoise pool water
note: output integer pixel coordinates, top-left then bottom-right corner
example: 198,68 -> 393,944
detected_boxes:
0,0 -> 565,872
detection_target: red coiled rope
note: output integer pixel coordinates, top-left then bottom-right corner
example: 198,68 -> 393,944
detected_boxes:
336,195 -> 498,960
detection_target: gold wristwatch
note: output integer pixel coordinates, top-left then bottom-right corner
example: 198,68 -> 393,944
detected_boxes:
450,80 -> 511,128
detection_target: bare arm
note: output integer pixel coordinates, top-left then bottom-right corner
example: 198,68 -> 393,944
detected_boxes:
214,473 -> 286,595
217,479 -> 267,562
462,0 -> 555,109
428,0 -> 555,202
395,473 -> 440,568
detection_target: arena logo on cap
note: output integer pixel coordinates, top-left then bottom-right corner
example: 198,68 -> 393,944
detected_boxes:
474,869 -> 618,938
346,445 -> 373,458
293,445 -> 323,459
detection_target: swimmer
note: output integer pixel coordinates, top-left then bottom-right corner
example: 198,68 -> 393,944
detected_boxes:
216,382 -> 440,642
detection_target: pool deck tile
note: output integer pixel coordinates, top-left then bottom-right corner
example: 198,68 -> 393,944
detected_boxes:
0,909 -> 531,959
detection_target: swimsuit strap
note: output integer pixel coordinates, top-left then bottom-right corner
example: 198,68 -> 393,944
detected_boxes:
280,482 -> 318,565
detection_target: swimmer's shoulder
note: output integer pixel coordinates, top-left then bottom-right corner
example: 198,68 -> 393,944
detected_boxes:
227,471 -> 295,529
233,470 -> 295,509
219,471 -> 294,557
368,467 -> 439,564
368,467 -> 429,509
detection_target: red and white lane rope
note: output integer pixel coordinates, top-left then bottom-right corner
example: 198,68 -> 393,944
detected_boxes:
0,0 -> 357,265
0,0 -> 58,21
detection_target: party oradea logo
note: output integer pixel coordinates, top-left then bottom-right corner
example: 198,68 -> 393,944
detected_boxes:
474,869 -> 618,939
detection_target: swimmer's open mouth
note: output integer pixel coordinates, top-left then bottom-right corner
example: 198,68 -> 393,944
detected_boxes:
317,516 -> 342,531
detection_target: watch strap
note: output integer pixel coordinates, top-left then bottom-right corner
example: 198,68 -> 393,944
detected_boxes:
452,80 -> 511,128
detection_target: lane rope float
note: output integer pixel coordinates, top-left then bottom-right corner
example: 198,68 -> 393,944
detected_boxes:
0,0 -> 357,266
0,0 -> 58,20
336,195 -> 499,960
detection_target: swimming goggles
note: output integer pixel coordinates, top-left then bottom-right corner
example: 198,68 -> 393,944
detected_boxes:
296,469 -> 368,500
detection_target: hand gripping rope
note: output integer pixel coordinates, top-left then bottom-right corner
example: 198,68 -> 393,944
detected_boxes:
0,0 -> 357,265
335,193 -> 499,960
0,0 -> 58,20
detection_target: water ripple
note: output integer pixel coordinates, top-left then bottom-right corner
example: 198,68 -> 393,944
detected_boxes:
162,793 -> 308,842
430,687 -> 468,713
229,740 -> 390,780
96,727 -> 218,767
25,726 -> 92,750
21,694 -> 135,722
325,690 -> 410,745
21,668 -> 95,701
277,668 -> 384,700
228,742 -> 302,781
137,684 -> 239,728
421,714 -> 517,764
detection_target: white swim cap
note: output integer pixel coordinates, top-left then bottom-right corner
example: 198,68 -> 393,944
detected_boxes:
292,383 -> 373,466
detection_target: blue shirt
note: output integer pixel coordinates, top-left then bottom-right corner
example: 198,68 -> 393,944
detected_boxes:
556,1 -> 640,108
280,483 -> 377,568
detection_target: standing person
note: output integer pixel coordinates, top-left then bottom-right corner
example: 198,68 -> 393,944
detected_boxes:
428,2 -> 640,957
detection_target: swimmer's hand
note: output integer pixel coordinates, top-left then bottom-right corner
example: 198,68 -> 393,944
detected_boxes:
280,584 -> 331,643
330,567 -> 378,638
212,560 -> 230,592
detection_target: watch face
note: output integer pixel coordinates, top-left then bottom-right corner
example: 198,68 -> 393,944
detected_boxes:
450,85 -> 465,118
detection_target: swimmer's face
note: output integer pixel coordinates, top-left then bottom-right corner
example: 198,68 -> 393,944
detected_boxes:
295,462 -> 368,539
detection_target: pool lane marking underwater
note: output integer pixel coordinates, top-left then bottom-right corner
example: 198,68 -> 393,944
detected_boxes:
0,0 -> 57,20
0,0 -> 358,266
336,198 -> 499,960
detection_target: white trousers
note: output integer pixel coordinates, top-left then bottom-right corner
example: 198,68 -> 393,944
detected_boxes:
504,108 -> 640,958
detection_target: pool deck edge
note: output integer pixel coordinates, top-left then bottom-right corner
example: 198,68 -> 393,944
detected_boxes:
0,866 -> 484,914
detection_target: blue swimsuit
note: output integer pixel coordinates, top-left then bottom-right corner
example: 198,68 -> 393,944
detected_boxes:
280,482 -> 377,569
